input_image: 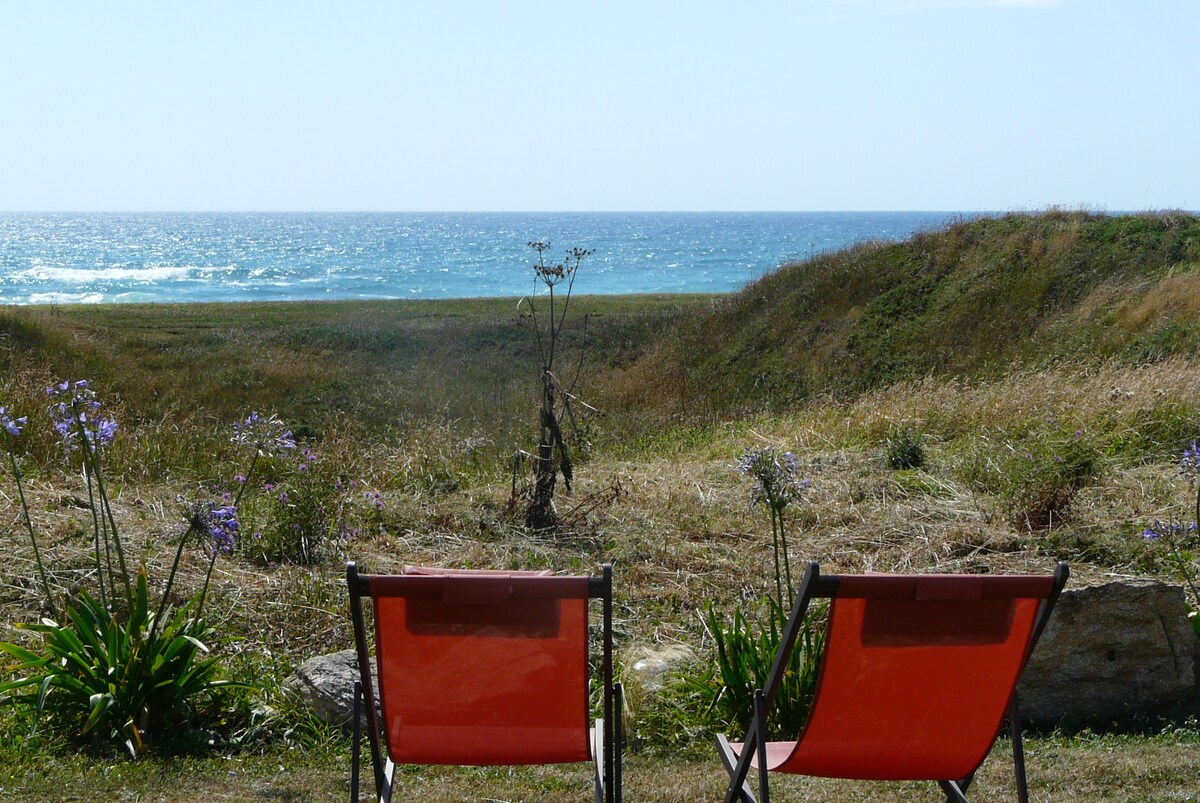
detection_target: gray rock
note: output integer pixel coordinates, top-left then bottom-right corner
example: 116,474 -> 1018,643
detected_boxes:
627,644 -> 696,693
283,648 -> 373,727
1019,578 -> 1199,726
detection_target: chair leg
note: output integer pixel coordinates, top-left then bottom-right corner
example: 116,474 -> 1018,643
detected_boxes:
939,780 -> 969,803
351,681 -> 362,803
959,770 -> 976,795
754,690 -> 770,803
1010,707 -> 1030,803
380,756 -> 395,803
715,734 -> 758,803
614,682 -> 624,803
593,718 -> 606,803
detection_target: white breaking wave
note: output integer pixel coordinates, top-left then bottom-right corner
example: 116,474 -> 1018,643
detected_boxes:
15,264 -> 232,284
25,292 -> 106,304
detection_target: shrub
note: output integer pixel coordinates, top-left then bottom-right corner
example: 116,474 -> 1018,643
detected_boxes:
884,426 -> 926,470
237,447 -> 358,566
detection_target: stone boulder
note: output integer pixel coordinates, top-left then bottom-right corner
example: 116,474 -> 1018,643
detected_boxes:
626,644 -> 696,694
283,649 -> 373,727
1018,578 -> 1199,726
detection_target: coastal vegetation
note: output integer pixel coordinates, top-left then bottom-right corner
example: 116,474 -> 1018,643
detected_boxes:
2,211 -> 1199,800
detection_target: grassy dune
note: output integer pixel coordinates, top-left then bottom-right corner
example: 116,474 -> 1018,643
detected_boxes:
604,211 -> 1200,419
2,212 -> 1200,800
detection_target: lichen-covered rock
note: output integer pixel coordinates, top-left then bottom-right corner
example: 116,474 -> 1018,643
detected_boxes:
1019,579 -> 1199,726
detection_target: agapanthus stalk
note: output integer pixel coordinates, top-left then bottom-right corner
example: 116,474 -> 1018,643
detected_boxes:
48,380 -> 130,607
772,505 -> 794,608
233,451 -> 260,509
151,520 -> 198,642
79,454 -> 110,609
6,444 -> 56,619
78,421 -> 132,606
768,509 -> 785,612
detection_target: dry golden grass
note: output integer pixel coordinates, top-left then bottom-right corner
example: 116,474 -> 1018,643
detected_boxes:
2,355 -> 1198,801
5,357 -> 1198,647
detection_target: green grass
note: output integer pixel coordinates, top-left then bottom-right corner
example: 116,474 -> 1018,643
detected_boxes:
603,211 -> 1200,422
3,732 -> 1199,802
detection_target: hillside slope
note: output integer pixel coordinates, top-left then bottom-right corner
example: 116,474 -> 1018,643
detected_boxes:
599,211 -> 1200,419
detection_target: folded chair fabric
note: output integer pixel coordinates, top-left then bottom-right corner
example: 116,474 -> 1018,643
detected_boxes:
347,562 -> 622,803
717,561 -> 1068,803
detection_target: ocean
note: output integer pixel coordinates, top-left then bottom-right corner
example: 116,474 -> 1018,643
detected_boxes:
0,212 -> 972,305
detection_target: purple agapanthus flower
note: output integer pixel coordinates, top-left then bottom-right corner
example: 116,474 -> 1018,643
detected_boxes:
737,446 -> 807,510
231,411 -> 296,456
208,504 -> 240,554
1143,518 -> 1198,541
189,500 -> 240,555
1180,441 -> 1200,479
0,406 -> 27,437
46,380 -> 117,454
95,418 -> 119,444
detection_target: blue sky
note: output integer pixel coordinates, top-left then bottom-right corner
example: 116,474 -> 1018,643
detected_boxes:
1,0 -> 1195,212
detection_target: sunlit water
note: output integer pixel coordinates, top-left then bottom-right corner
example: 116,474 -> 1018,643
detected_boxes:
0,212 -> 975,305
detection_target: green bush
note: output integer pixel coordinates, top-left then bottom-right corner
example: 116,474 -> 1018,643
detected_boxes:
0,570 -> 236,756
238,447 -> 357,565
884,426 -> 926,470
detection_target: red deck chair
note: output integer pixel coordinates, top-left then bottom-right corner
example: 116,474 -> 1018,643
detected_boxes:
717,561 -> 1068,803
346,562 -> 622,803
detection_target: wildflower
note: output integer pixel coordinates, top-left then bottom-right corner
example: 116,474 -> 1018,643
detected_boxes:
0,406 -> 27,437
231,412 -> 295,456
189,501 -> 240,555
46,380 -> 117,453
1143,519 -> 1198,541
1180,441 -> 1200,479
737,447 -> 806,511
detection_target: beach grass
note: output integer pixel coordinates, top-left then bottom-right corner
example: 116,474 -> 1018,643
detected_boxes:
2,212 -> 1200,800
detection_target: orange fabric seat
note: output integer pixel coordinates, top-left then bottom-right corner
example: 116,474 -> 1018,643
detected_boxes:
717,563 -> 1068,803
347,563 -> 621,802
